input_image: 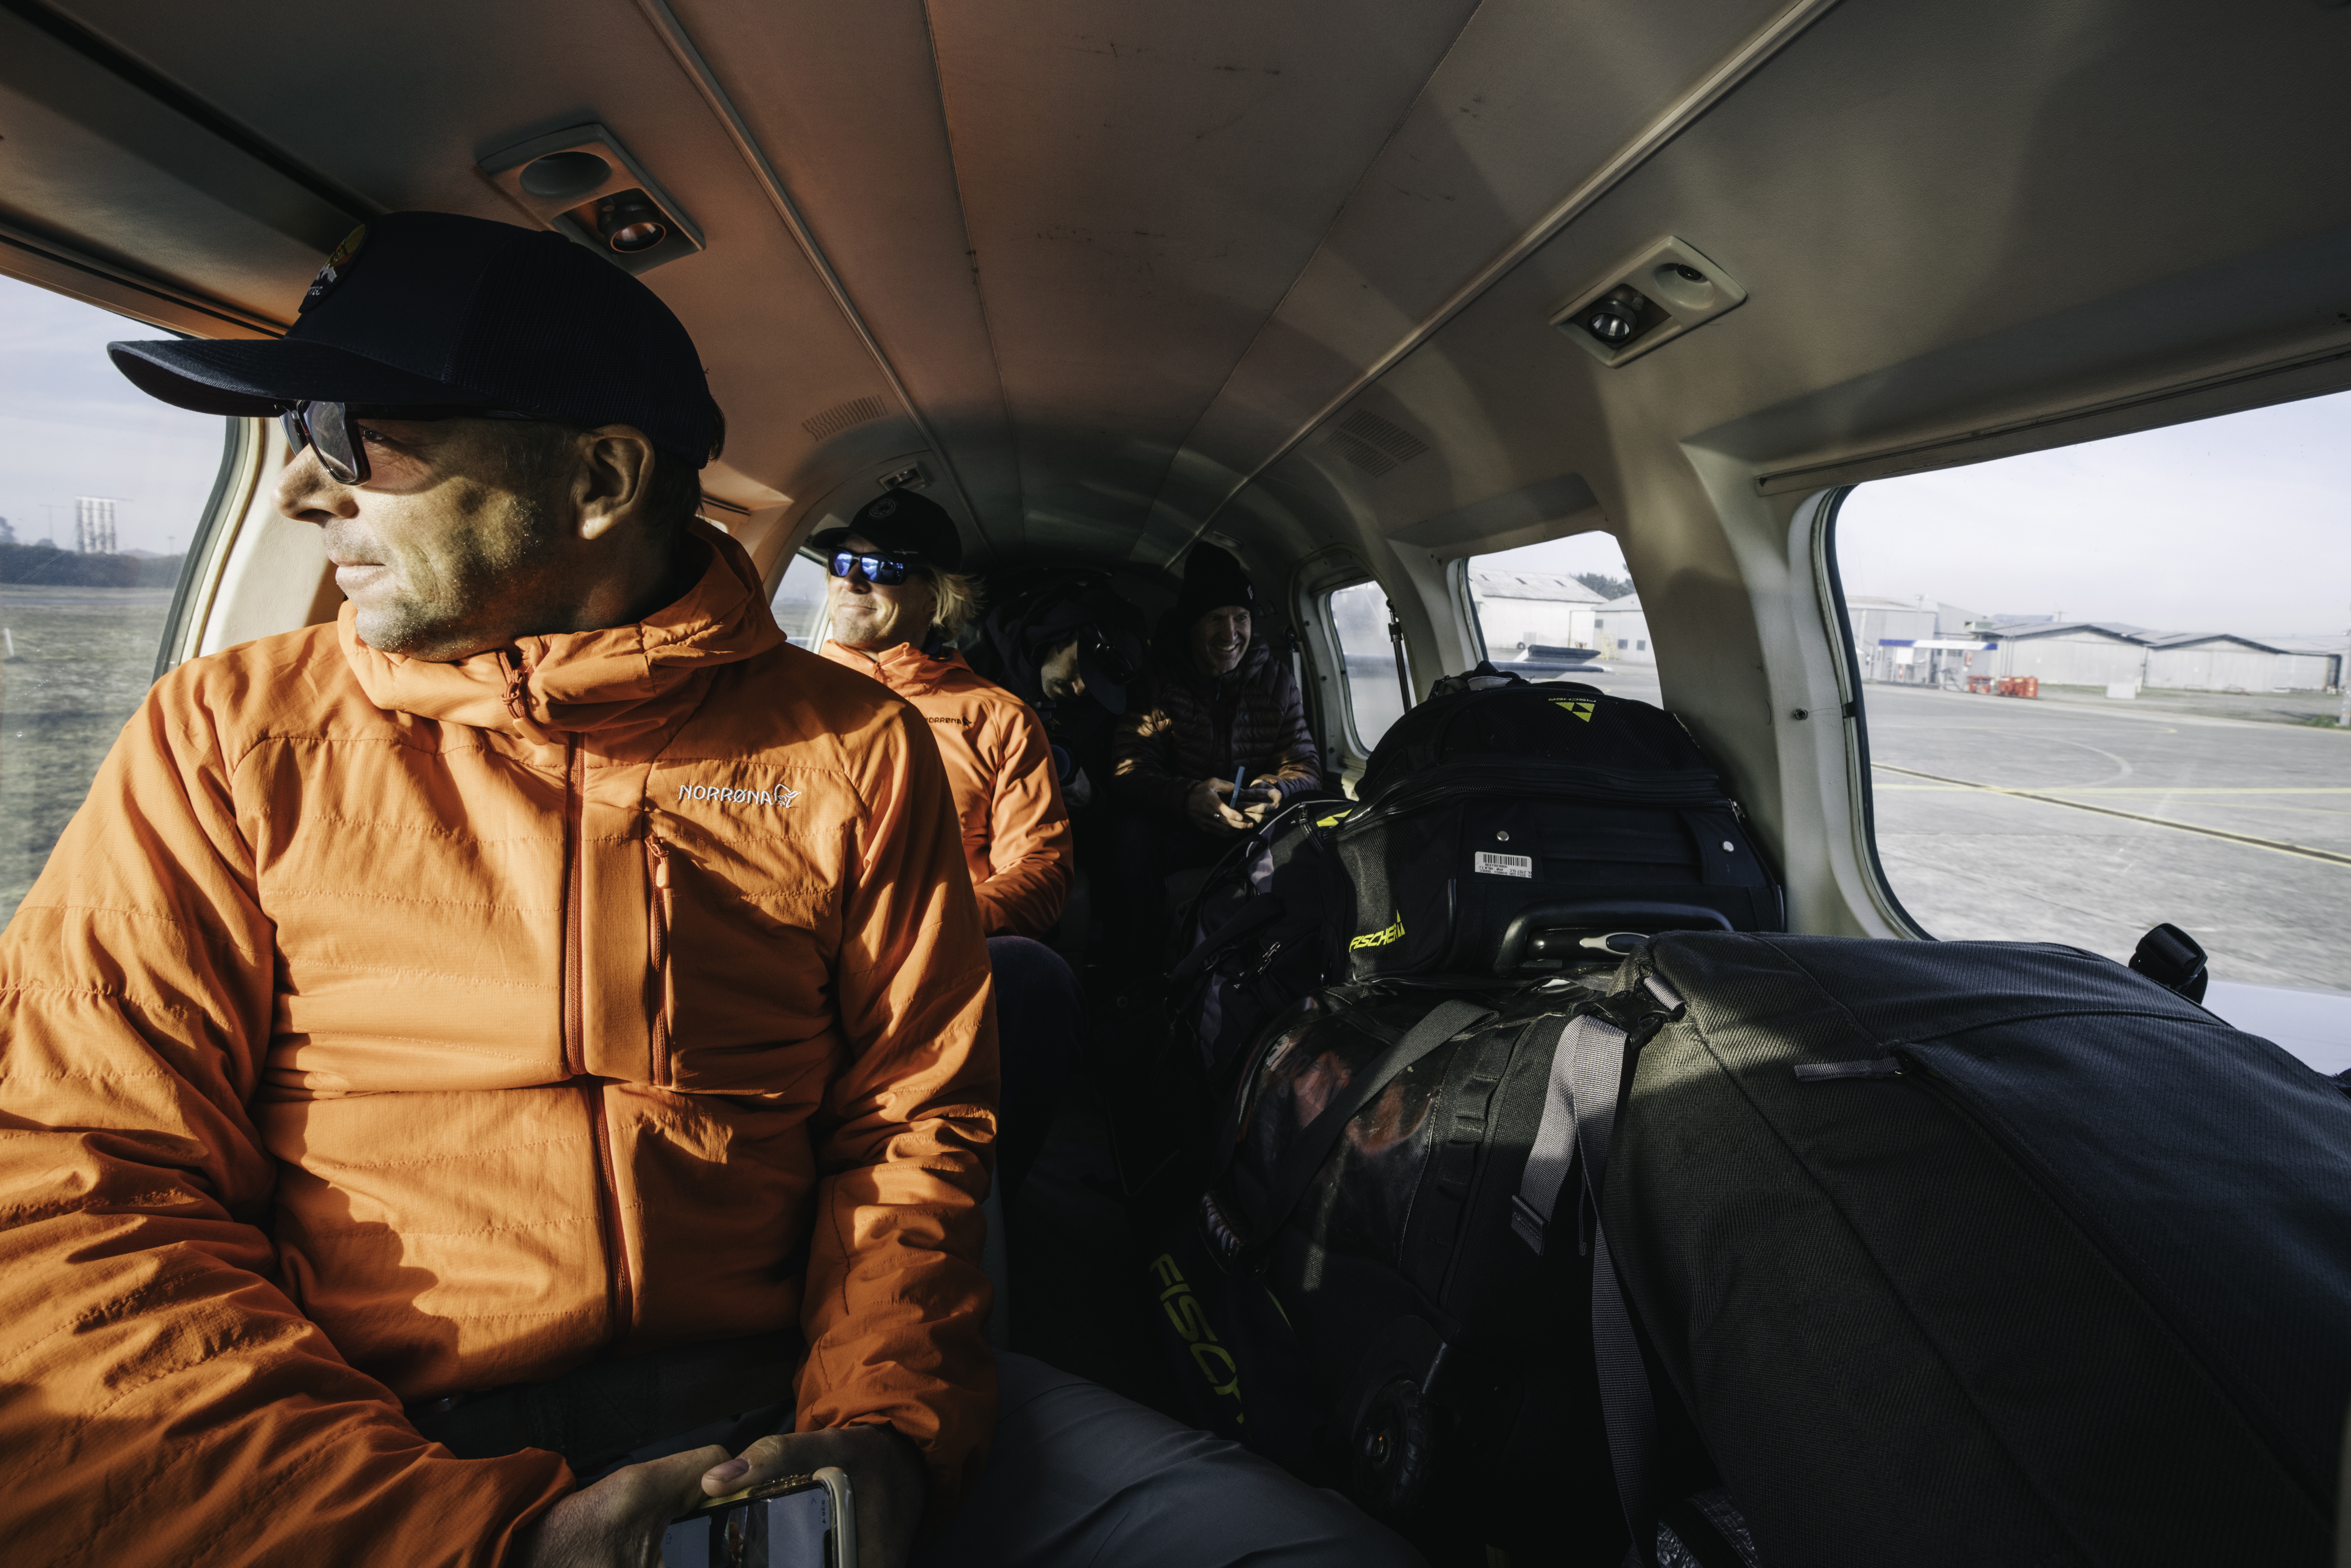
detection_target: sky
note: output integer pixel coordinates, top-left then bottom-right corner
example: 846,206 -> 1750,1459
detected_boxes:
0,272 -> 228,556
1476,387 -> 2351,640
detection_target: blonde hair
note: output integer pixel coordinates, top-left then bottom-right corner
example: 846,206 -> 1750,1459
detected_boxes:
925,567 -> 985,642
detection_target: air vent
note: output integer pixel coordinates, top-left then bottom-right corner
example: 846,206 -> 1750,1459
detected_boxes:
802,396 -> 890,441
1326,408 -> 1430,477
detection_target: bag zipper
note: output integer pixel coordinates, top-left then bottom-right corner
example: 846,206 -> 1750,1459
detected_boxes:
561,736 -> 633,1342
644,832 -> 675,1088
1344,760 -> 1729,835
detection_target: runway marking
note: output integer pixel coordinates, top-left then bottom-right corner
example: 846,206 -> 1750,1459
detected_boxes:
1877,786 -> 2351,795
1870,764 -> 2351,869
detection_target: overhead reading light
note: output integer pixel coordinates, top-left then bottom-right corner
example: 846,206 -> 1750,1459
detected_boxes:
1583,286 -> 1651,346
595,191 -> 669,255
477,124 -> 703,276
1551,238 -> 1748,368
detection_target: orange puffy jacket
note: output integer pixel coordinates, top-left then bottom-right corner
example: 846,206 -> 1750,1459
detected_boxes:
820,639 -> 1071,941
0,526 -> 996,1566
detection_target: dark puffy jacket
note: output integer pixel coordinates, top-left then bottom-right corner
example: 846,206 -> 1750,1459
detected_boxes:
1113,631 -> 1321,814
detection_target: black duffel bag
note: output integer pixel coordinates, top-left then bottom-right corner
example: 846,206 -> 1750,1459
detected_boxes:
1337,680 -> 1781,979
1550,932 -> 2351,1567
1169,676 -> 1784,1084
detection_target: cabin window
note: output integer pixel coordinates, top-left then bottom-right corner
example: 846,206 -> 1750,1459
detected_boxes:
1459,531 -> 1651,701
1831,387 -> 2351,1001
770,547 -> 830,649
0,274 -> 236,925
1327,580 -> 1405,751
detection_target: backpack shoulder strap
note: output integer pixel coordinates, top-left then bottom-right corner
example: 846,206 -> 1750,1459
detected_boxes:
1510,991 -> 1676,1566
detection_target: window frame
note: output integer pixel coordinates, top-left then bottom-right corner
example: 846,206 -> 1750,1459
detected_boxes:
1287,547 -> 1380,787
1812,483 -> 1934,941
1322,577 -> 1410,760
154,415 -> 265,678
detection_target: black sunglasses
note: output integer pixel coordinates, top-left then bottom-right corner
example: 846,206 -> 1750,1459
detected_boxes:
1079,625 -> 1144,685
279,401 -> 539,485
829,549 -> 919,586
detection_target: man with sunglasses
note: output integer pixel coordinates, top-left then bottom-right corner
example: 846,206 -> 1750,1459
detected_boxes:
814,494 -> 1078,1202
0,211 -> 1418,1568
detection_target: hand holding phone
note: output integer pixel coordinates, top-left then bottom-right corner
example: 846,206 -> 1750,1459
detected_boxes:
663,1467 -> 854,1568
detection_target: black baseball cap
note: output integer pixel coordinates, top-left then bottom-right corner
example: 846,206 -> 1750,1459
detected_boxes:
811,489 -> 964,572
1027,585 -> 1146,714
107,211 -> 722,466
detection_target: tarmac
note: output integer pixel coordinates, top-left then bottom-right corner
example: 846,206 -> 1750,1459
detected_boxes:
1579,664 -> 2351,999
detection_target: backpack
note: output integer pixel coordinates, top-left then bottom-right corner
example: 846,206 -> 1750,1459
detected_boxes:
1167,676 -> 1783,1082
1147,980 -> 1629,1564
1150,977 -> 1754,1567
1166,799 -> 1353,1085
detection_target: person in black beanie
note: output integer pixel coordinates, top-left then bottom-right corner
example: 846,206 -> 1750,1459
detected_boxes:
1107,543 -> 1321,975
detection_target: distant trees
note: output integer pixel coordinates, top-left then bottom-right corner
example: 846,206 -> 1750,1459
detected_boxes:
0,542 -> 183,587
1575,571 -> 1634,601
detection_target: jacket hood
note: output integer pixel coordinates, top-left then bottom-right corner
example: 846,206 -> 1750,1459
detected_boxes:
340,518 -> 786,744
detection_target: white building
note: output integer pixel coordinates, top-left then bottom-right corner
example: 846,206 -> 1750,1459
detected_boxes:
2143,634 -> 2336,693
1974,621 -> 2340,693
1468,569 -> 1604,656
73,497 -> 117,555
1976,621 -> 2156,688
1843,596 -> 1996,685
1589,593 -> 1653,666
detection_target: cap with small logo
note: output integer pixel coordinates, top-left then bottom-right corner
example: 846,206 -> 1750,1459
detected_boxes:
106,210 -> 722,466
810,489 -> 963,572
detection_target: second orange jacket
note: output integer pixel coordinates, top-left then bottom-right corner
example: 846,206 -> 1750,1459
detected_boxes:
821,638 -> 1072,941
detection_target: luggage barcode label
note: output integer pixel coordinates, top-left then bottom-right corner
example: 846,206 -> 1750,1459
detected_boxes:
1475,851 -> 1534,879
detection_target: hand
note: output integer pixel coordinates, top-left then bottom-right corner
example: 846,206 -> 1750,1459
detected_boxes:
1235,781 -> 1282,824
1185,778 -> 1252,836
511,1422 -> 925,1568
1065,765 -> 1095,813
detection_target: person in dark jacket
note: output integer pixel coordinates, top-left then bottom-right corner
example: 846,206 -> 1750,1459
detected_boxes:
973,567 -> 1148,821
1107,543 -> 1321,971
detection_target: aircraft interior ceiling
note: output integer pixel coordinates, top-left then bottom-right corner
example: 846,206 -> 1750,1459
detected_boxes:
7,0 -> 2346,573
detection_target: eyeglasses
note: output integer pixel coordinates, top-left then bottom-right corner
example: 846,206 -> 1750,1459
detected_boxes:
829,550 -> 918,586
278,401 -> 537,485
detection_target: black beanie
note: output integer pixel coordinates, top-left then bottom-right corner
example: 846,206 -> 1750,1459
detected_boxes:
1172,543 -> 1256,629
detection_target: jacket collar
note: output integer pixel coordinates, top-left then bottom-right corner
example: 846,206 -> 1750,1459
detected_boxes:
822,635 -> 969,697
339,518 -> 786,745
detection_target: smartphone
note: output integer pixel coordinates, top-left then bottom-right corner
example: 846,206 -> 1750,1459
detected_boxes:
661,1466 -> 855,1568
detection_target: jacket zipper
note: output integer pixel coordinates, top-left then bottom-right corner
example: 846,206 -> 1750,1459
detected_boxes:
644,832 -> 674,1088
561,736 -> 634,1342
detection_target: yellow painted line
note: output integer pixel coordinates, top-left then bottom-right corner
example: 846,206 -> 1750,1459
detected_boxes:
1870,763 -> 2351,869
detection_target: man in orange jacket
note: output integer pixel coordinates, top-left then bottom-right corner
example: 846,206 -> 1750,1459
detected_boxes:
0,211 -> 1418,1568
815,492 -> 1080,1201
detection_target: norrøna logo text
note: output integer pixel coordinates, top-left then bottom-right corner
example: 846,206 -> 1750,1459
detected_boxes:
677,782 -> 801,808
